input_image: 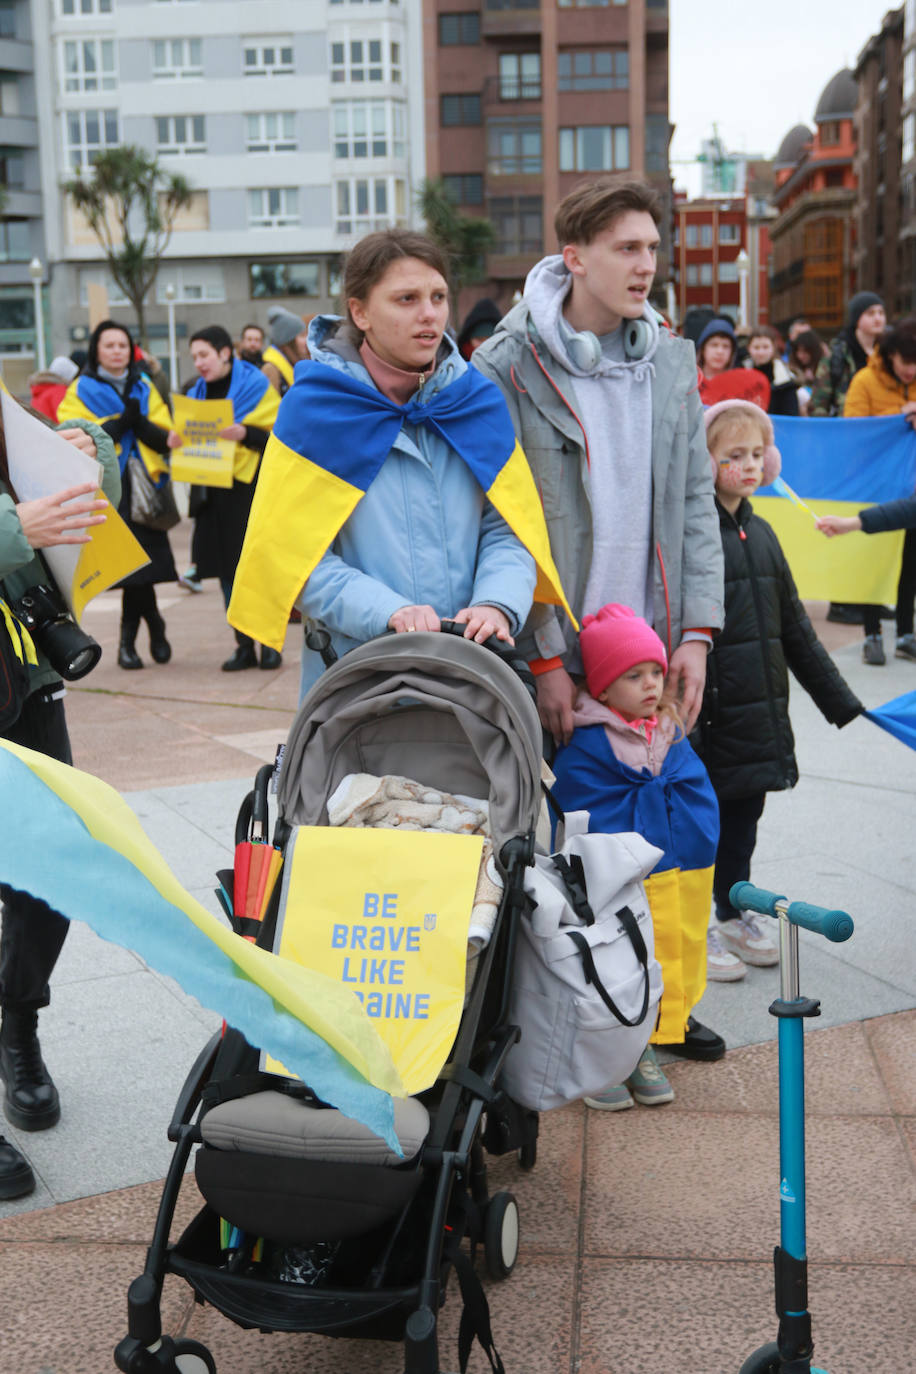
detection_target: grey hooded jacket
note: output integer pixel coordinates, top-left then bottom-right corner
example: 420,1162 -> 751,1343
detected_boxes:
473,298 -> 724,669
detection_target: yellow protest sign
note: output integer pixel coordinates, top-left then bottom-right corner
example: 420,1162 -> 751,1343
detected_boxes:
169,394 -> 236,488
265,827 -> 483,1094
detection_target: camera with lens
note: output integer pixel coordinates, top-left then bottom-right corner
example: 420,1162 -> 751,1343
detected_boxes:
11,584 -> 102,681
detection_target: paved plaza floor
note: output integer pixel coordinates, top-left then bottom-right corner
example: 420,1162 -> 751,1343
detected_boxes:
1,540 -> 914,1372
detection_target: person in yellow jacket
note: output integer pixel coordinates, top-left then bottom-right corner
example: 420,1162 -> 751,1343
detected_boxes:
843,316 -> 916,665
260,307 -> 310,396
58,320 -> 180,670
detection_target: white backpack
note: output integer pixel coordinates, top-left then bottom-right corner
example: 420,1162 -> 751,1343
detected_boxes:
500,829 -> 663,1112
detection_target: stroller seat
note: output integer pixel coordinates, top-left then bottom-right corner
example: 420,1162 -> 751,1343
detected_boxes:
196,1093 -> 429,1246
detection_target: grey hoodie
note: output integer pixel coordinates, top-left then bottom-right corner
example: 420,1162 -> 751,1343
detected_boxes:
525,256 -> 659,623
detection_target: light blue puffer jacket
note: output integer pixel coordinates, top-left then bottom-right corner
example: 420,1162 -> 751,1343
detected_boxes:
296,317 -> 536,697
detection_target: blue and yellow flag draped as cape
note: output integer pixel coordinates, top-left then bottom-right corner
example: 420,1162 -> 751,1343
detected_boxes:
0,740 -> 403,1150
228,362 -> 574,652
550,727 -> 718,1043
758,415 -> 916,604
58,372 -> 172,481
187,359 -> 280,483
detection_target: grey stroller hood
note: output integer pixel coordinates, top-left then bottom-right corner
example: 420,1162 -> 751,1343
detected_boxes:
277,631 -> 543,855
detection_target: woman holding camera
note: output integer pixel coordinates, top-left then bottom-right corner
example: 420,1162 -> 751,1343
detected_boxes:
58,320 -> 180,670
0,409 -> 119,1199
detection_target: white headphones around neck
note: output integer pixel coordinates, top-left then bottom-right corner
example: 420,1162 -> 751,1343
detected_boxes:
565,316 -> 654,371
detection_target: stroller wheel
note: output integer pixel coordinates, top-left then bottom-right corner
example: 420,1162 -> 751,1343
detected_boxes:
172,1339 -> 217,1374
738,1342 -> 780,1374
517,1140 -> 537,1171
484,1191 -> 519,1280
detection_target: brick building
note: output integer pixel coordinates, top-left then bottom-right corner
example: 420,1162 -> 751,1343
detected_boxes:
423,0 -> 671,312
769,69 -> 858,333
854,7 -> 904,313
673,171 -> 774,329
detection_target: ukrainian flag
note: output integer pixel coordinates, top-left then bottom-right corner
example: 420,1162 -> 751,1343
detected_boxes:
0,741 -> 403,1148
759,415 -> 916,604
186,358 -> 279,483
58,373 -> 172,480
228,361 -> 574,652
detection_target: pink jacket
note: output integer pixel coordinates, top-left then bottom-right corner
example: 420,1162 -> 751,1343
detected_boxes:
570,690 -> 677,777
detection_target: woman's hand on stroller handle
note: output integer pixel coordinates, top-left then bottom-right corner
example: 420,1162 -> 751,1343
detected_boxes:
452,604 -> 514,645
388,604 -> 441,634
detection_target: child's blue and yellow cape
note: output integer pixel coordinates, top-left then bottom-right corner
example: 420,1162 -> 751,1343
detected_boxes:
187,359 -> 279,483
228,362 -> 574,651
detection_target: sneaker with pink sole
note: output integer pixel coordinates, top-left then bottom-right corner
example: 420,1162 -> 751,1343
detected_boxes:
717,911 -> 779,966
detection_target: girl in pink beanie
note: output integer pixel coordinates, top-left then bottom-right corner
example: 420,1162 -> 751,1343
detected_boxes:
551,603 -> 722,1111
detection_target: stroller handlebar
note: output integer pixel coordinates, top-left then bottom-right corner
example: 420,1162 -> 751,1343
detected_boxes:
730,883 -> 854,943
438,619 -> 535,688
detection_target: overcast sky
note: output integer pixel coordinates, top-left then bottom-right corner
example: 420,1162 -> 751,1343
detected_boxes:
669,1 -> 901,194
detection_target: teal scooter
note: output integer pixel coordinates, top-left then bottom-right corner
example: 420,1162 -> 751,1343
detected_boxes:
730,882 -> 854,1374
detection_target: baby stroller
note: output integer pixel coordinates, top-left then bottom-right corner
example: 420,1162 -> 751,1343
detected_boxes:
115,624 -> 544,1374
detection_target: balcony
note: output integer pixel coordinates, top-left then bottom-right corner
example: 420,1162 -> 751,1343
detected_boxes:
0,38 -> 33,75
481,0 -> 542,39
482,74 -> 542,109
0,114 -> 37,150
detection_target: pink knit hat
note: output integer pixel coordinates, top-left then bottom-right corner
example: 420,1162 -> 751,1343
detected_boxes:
580,604 -> 668,699
703,398 -> 781,485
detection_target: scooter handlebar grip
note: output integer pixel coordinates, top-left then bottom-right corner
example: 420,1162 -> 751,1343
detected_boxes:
786,901 -> 854,943
729,882 -> 784,917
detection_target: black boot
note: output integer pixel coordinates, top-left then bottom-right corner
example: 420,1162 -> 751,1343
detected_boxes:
146,610 -> 172,664
0,1134 -> 34,1199
118,617 -> 143,670
259,646 -> 282,670
222,635 -> 258,672
0,1010 -> 61,1132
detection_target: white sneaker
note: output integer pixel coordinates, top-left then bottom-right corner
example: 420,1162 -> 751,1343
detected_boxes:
717,912 -> 779,967
707,925 -> 747,981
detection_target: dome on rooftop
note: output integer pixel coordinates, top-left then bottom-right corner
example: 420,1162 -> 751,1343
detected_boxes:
814,68 -> 857,122
774,124 -> 812,167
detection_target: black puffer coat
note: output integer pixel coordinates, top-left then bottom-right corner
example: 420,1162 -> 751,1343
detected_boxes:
691,498 -> 862,799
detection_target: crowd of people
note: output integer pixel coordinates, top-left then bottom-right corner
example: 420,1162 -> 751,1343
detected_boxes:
1,176 -> 910,1197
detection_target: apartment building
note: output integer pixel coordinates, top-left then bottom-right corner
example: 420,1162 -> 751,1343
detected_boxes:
854,6 -> 904,312
898,0 -> 916,309
21,0 -> 424,359
423,0 -> 670,311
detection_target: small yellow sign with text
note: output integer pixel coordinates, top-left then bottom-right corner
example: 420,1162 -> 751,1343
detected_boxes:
265,827 -> 483,1094
169,394 -> 236,488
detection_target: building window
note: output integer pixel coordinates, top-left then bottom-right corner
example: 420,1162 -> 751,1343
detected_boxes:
156,114 -> 206,155
441,93 -> 482,126
905,48 -> 916,103
331,37 -> 399,84
718,261 -> 738,283
0,220 -> 30,262
0,152 -> 24,187
335,176 -> 406,234
686,264 -> 698,286
700,263 -> 713,286
719,223 -> 740,244
155,265 -> 225,304
819,120 -> 840,146
246,112 -> 297,152
243,38 -> 294,76
62,39 -> 117,92
488,118 -> 541,174
250,261 -> 322,297
0,0 -> 13,34
699,223 -> 713,247
498,53 -> 541,100
684,224 -> 698,247
65,108 -> 119,169
247,187 -> 300,228
645,112 -> 669,173
442,173 -> 484,205
905,112 -> 916,165
490,195 -> 541,255
333,101 -> 406,158
558,125 -> 628,172
60,0 -> 113,14
558,0 -> 627,8
439,12 -> 480,44
152,38 -> 203,79
78,270 -> 129,307
558,49 -> 627,91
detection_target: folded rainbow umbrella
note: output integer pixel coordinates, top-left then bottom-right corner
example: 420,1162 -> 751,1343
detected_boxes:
0,741 -> 403,1151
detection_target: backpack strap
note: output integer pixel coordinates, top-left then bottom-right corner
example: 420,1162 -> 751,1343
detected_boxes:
551,852 -> 595,926
566,905 -> 651,1029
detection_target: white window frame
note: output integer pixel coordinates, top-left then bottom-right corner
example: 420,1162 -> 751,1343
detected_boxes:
719,223 -> 740,244
60,0 -> 113,15
335,175 -> 406,235
558,124 -> 628,173
332,100 -> 405,159
245,112 -> 297,153
155,265 -> 226,304
152,38 -> 203,80
247,187 -> 300,228
78,269 -> 130,307
330,34 -> 400,84
243,38 -> 294,77
61,37 -> 117,93
718,261 -> 738,283
156,114 -> 206,155
64,108 -> 120,170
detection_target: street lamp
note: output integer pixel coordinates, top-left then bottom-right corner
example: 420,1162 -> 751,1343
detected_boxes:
736,248 -> 751,330
164,281 -> 178,390
28,257 -> 46,371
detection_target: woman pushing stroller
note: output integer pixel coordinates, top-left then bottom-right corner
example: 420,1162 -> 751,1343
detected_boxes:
227,229 -> 571,696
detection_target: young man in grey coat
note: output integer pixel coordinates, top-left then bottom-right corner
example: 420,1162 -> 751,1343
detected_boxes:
474,180 -> 726,1063
473,179 -> 723,743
